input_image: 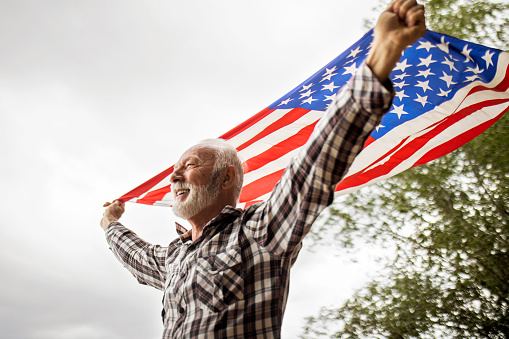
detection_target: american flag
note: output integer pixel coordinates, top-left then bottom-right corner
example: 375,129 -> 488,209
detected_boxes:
118,30 -> 509,207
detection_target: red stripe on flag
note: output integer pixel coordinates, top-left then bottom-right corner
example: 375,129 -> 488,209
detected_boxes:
414,108 -> 508,166
244,122 -> 317,173
234,107 -> 312,151
135,184 -> 172,205
219,107 -> 276,140
118,165 -> 174,203
240,169 -> 285,203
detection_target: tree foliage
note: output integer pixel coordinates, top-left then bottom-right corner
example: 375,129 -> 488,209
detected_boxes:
302,0 -> 509,338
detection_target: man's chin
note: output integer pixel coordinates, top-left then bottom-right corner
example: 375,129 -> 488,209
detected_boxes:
172,203 -> 201,220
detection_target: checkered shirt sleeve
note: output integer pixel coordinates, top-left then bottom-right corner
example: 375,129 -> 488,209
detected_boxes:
244,61 -> 393,257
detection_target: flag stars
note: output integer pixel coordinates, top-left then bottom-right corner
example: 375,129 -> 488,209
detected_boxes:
461,44 -> 474,63
417,40 -> 435,52
394,72 -> 410,80
395,90 -> 409,101
302,96 -> 318,105
437,36 -> 450,54
414,93 -> 430,107
375,124 -> 385,132
299,83 -> 314,92
321,67 -> 338,82
440,71 -> 457,88
394,59 -> 412,72
417,68 -> 435,78
416,80 -> 432,93
347,46 -> 363,59
343,63 -> 358,76
417,54 -> 437,67
442,57 -> 458,72
393,81 -> 409,89
465,74 -> 481,82
482,50 -> 494,69
390,104 -> 409,119
299,89 -> 316,98
466,64 -> 483,74
322,81 -> 340,92
278,98 -> 293,106
438,88 -> 452,97
323,94 -> 336,102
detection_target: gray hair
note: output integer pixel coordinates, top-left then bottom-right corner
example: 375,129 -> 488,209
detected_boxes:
193,139 -> 244,203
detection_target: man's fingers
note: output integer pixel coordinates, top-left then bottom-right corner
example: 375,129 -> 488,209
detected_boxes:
393,0 -> 419,22
406,5 -> 425,27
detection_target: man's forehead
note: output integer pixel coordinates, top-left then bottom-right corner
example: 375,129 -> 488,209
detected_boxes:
177,145 -> 216,164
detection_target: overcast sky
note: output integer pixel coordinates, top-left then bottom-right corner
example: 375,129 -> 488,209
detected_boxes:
1,1 -> 385,338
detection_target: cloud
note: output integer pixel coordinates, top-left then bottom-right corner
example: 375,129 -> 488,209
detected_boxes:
0,0 -> 380,338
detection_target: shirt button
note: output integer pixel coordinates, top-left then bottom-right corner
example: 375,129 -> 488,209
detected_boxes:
178,306 -> 185,314
180,271 -> 186,278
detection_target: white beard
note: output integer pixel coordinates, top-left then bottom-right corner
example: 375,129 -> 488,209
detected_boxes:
172,174 -> 221,220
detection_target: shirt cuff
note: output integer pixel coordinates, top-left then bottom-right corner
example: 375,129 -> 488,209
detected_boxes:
351,61 -> 395,116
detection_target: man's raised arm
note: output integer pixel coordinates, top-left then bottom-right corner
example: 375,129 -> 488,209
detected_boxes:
367,0 -> 426,82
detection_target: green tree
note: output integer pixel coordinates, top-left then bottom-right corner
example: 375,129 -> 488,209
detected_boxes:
302,0 -> 509,338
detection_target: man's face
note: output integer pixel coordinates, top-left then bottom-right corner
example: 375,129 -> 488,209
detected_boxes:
170,147 -> 221,220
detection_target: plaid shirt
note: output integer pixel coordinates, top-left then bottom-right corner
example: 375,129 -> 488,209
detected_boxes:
105,62 -> 393,338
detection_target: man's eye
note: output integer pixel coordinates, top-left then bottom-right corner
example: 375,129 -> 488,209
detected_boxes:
186,163 -> 195,168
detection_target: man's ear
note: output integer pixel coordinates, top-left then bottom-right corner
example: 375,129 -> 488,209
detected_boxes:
221,166 -> 237,190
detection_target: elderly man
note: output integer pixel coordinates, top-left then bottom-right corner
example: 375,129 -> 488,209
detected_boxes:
101,0 -> 426,337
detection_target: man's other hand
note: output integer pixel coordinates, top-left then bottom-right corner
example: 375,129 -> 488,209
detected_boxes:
101,200 -> 125,231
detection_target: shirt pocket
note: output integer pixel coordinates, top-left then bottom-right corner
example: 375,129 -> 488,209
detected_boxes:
194,246 -> 244,313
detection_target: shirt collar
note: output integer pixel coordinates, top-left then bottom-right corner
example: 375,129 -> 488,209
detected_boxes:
174,205 -> 243,239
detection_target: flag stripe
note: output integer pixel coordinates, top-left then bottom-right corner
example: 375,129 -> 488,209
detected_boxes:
243,122 -> 317,173
415,109 -> 508,166
239,169 -> 285,202
235,108 -> 312,152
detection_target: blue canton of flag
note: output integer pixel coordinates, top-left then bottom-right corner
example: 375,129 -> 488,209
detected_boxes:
270,30 -> 502,140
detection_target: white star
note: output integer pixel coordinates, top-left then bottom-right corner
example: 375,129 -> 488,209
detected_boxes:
278,98 -> 293,106
395,90 -> 409,101
482,50 -> 495,69
324,94 -> 336,102
417,54 -> 437,67
417,69 -> 435,78
344,56 -> 360,65
461,44 -> 474,63
394,72 -> 409,80
343,63 -> 358,76
299,89 -> 315,98
416,80 -> 433,93
347,46 -> 362,58
466,74 -> 481,82
437,88 -> 452,97
394,59 -> 412,72
442,57 -> 458,72
466,64 -> 483,74
302,96 -> 318,105
437,36 -> 450,54
321,67 -> 338,82
300,83 -> 314,92
439,71 -> 457,88
390,104 -> 408,119
321,81 -> 340,92
414,93 -> 430,107
393,81 -> 409,89
375,124 -> 385,132
417,41 -> 435,52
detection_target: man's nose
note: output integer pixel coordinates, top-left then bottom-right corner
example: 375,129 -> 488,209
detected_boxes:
169,167 -> 183,183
